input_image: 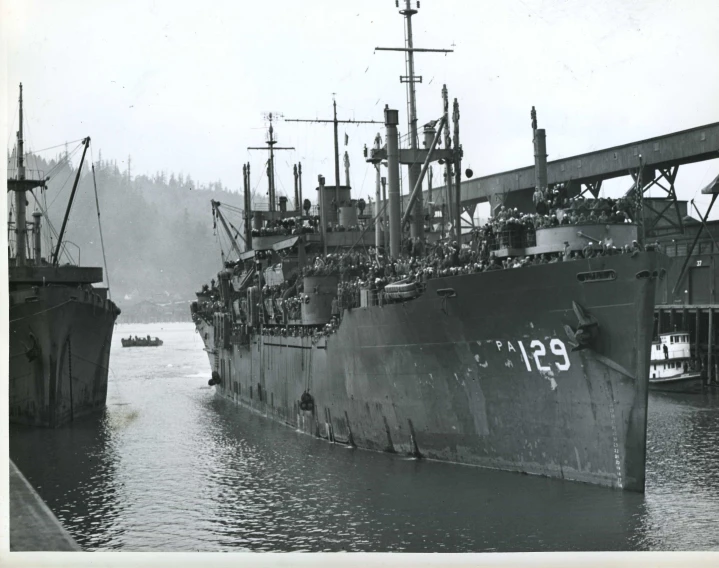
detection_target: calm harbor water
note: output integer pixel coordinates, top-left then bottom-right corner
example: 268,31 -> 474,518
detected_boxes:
9,322 -> 719,552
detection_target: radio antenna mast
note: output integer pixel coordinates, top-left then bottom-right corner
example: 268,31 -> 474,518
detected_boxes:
247,112 -> 294,213
285,95 -> 381,208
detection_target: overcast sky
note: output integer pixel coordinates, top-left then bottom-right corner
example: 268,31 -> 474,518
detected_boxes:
3,0 -> 719,216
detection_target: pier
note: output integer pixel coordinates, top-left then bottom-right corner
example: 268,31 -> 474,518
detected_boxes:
9,460 -> 80,551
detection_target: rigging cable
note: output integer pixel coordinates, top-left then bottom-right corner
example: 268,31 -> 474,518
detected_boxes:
45,144 -> 84,210
29,190 -> 60,249
91,145 -> 112,300
30,139 -> 85,155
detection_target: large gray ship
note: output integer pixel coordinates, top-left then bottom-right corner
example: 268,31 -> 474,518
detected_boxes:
8,84 -> 120,427
192,2 -> 664,491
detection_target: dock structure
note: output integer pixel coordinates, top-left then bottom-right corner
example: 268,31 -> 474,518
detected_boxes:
655,305 -> 718,385
9,460 -> 81,551
423,121 -> 719,215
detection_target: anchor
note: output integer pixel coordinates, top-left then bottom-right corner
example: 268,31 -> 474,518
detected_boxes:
564,301 -> 600,351
22,332 -> 40,362
299,390 -> 315,412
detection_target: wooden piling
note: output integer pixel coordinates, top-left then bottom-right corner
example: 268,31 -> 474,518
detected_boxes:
695,309 -> 701,361
708,308 -> 713,384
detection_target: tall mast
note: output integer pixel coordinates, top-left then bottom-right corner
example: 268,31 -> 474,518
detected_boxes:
247,113 -> 294,213
268,116 -> 276,209
375,1 -> 453,240
15,84 -> 27,265
17,84 -> 25,180
333,98 -> 340,205
285,96 -> 381,210
9,84 -> 46,266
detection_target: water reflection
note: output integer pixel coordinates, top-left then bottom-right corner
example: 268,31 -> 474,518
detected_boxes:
202,396 -> 646,552
9,323 -> 719,551
10,411 -> 125,550
632,391 -> 719,550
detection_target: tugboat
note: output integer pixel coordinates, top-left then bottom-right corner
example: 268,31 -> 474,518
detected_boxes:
191,2 -> 665,492
8,84 -> 120,427
121,336 -> 164,348
649,331 -> 704,392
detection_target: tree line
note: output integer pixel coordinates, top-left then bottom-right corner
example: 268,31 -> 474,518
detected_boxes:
10,148 -> 246,309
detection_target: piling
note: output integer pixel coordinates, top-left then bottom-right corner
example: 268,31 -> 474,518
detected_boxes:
709,308 -> 713,383
655,304 -> 718,385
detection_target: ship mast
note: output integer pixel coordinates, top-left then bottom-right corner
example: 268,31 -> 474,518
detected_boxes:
285,96 -> 381,210
8,83 -> 46,267
376,1 -> 453,239
15,84 -> 27,265
247,113 -> 294,213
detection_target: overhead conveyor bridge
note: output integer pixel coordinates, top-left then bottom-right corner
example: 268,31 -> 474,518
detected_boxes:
417,121 -> 719,216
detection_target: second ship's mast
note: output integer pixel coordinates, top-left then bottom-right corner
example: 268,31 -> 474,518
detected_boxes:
8,83 -> 47,267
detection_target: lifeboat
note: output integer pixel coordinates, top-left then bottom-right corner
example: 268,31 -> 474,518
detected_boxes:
384,280 -> 419,300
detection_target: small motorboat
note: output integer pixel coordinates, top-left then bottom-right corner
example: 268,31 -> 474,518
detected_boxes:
649,331 -> 704,392
121,335 -> 164,348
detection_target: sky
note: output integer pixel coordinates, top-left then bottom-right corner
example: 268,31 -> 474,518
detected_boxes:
3,0 -> 719,217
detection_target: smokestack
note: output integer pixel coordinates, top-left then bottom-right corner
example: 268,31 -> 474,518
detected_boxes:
298,162 -> 303,216
385,105 -> 401,258
532,106 -> 548,195
243,163 -> 253,250
32,211 -> 42,265
318,175 -> 328,257
344,151 -> 351,188
293,164 -> 299,211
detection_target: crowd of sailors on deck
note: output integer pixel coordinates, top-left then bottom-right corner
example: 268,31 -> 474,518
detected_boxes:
485,189 -> 637,250
251,216 -> 365,237
196,192 -> 653,335
251,216 -> 316,237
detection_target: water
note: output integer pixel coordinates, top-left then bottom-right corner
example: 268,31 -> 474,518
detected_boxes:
9,323 -> 719,552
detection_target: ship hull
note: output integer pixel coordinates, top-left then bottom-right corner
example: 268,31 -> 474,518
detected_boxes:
649,372 -> 704,393
9,286 -> 118,427
197,252 -> 662,491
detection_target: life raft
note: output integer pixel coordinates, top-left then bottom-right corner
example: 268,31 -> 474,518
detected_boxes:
383,281 -> 419,300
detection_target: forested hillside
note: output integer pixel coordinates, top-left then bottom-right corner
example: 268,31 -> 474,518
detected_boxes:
9,147 -> 246,308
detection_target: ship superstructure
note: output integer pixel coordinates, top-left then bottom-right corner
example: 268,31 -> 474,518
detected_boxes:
192,2 -> 665,491
8,84 -> 120,427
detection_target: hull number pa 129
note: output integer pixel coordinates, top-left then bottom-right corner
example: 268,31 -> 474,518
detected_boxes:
493,339 -> 571,372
